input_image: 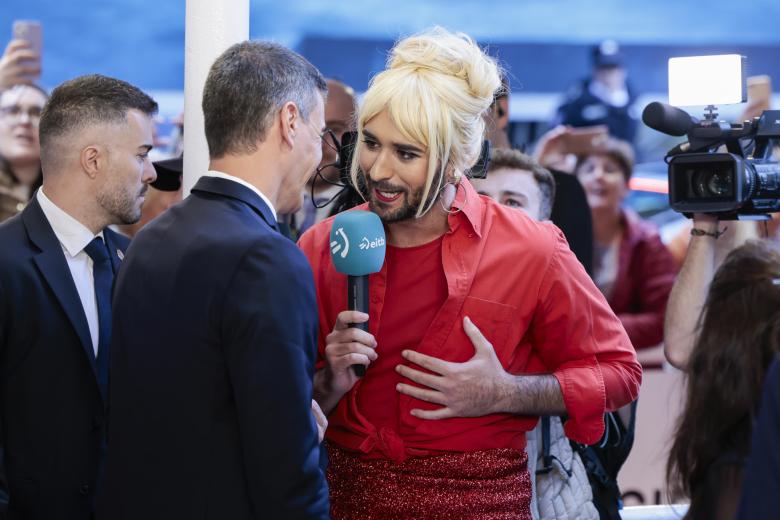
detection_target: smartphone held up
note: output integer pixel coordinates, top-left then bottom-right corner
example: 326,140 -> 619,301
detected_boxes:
10,20 -> 42,83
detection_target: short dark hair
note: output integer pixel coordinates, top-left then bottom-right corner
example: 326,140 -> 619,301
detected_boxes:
39,74 -> 158,155
488,148 -> 556,220
202,41 -> 327,159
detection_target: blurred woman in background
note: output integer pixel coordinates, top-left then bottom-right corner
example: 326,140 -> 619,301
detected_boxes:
574,138 -> 677,351
0,83 -> 46,221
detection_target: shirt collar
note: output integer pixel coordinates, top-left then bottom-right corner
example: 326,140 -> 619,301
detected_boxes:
204,170 -> 277,219
36,188 -> 104,258
449,178 -> 484,238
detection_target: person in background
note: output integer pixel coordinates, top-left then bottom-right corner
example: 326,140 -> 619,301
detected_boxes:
0,84 -> 47,221
484,74 -> 511,149
288,78 -> 357,237
472,147 -> 554,221
0,38 -> 41,91
553,40 -> 640,144
484,77 -> 594,274
0,73 -> 157,519
667,240 -> 780,520
574,138 -> 677,351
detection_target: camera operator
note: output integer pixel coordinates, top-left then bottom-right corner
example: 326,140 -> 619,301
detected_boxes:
641,96 -> 780,369
667,239 -> 780,519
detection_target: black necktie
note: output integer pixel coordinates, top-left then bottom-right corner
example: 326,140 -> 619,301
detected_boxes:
84,236 -> 113,403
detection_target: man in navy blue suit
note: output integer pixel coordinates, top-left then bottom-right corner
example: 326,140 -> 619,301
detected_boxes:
98,41 -> 330,519
0,74 -> 158,519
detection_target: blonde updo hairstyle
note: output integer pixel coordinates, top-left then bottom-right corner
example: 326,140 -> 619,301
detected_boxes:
351,27 -> 502,217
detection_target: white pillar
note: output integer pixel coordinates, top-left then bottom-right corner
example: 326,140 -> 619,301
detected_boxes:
182,0 -> 249,197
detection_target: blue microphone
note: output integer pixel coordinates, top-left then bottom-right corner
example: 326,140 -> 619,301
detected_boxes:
329,210 -> 386,376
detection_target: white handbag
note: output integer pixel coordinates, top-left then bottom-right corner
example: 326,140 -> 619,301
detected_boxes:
528,416 -> 600,520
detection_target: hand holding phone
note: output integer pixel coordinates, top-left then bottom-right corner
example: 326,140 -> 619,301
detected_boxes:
13,21 -> 42,56
0,21 -> 42,88
747,75 -> 771,107
560,125 -> 609,156
739,75 -> 772,122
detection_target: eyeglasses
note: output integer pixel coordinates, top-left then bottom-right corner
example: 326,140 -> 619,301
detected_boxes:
0,105 -> 43,125
305,121 -> 339,152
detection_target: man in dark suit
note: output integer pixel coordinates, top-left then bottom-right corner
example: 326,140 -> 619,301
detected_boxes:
99,41 -> 330,519
0,74 -> 158,518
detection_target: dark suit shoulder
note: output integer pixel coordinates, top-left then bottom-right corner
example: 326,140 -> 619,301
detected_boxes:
230,231 -> 314,294
0,211 -> 29,242
0,212 -> 34,268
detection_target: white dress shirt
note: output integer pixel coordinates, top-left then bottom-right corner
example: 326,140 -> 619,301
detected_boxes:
203,170 -> 277,219
37,188 -> 103,356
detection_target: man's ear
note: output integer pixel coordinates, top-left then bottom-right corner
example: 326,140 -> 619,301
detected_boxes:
80,145 -> 104,179
279,101 -> 301,148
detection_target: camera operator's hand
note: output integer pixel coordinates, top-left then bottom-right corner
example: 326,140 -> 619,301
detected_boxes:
665,213 -> 759,369
0,40 -> 40,90
692,213 -> 718,232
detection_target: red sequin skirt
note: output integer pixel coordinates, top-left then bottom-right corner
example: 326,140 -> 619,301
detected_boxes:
327,445 -> 532,519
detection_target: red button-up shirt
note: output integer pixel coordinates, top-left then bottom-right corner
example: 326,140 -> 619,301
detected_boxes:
299,179 -> 641,462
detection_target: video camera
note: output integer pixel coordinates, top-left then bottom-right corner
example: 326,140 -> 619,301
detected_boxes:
643,54 -> 780,219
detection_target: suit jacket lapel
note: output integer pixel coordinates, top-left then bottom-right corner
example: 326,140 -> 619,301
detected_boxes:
23,197 -> 97,375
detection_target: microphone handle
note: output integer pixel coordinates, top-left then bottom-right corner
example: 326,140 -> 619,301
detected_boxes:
347,275 -> 369,377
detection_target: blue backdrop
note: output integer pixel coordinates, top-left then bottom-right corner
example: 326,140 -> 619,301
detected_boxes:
3,0 -> 780,92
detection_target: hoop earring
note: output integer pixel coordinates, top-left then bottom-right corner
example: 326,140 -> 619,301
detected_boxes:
439,181 -> 464,215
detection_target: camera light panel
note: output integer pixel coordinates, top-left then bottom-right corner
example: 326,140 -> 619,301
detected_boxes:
668,54 -> 745,107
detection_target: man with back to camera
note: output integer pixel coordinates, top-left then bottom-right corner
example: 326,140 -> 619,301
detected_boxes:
98,41 -> 330,519
0,74 -> 157,519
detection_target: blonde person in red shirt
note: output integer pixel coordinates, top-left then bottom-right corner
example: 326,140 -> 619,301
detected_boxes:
298,27 -> 641,519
